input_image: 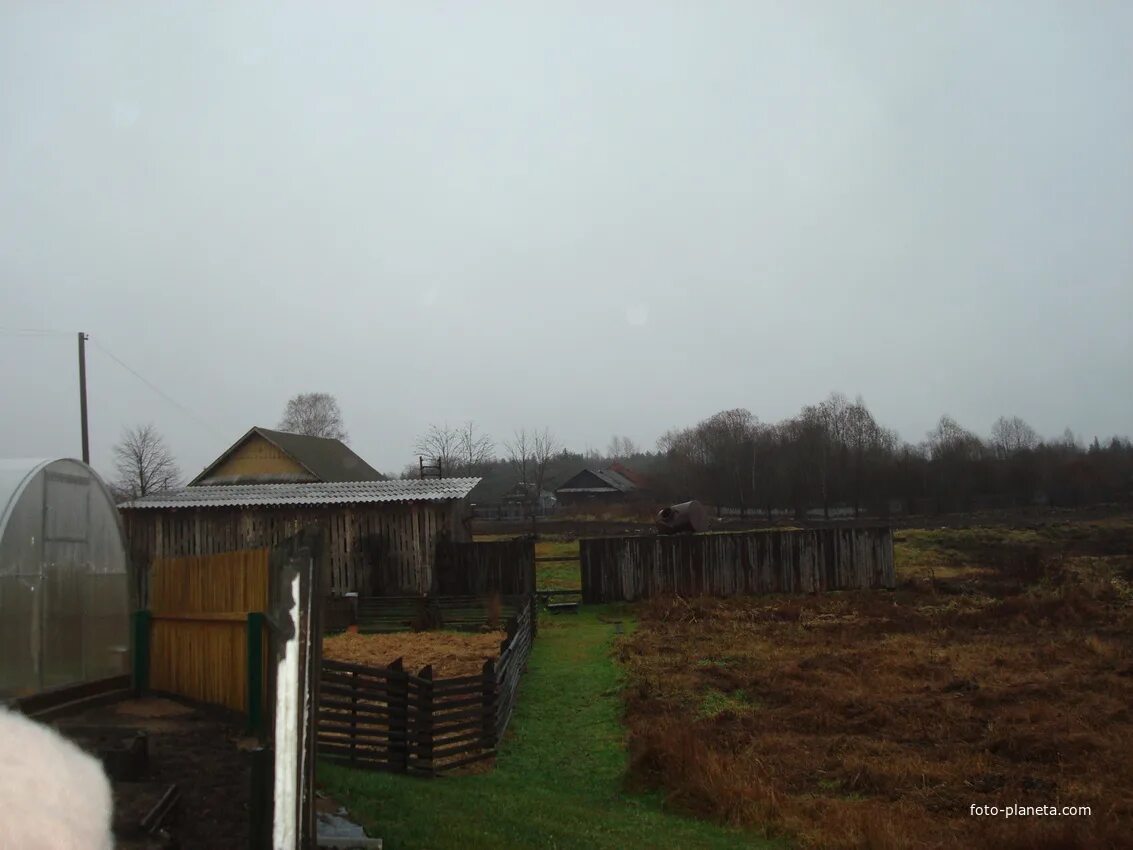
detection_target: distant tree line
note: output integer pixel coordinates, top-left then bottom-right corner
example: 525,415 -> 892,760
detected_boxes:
651,394 -> 1133,517
106,389 -> 1132,517
411,395 -> 1132,517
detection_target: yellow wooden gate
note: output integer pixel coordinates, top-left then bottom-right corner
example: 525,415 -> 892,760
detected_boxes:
146,548 -> 269,713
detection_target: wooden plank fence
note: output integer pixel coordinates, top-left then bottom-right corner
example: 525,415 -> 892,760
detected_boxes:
434,538 -> 535,596
144,548 -> 271,714
122,500 -> 468,601
317,596 -> 536,776
352,595 -> 527,634
581,528 -> 895,603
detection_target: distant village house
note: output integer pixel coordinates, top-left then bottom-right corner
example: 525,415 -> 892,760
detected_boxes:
553,463 -> 647,507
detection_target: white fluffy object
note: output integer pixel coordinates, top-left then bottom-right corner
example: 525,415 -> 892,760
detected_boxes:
0,707 -> 114,850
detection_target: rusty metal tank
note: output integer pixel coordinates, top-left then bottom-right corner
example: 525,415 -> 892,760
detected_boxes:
655,500 -> 708,534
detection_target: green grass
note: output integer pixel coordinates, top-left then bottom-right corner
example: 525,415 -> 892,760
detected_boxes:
536,561 -> 581,591
894,516 -> 1133,579
471,535 -> 582,589
536,538 -> 581,591
535,539 -> 580,560
319,609 -> 776,850
698,688 -> 762,718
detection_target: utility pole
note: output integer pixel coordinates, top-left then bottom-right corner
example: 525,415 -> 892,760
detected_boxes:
78,332 -> 90,464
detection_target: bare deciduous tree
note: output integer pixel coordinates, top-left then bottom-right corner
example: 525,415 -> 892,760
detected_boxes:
502,427 -> 560,512
606,435 -> 638,460
503,429 -> 532,484
112,424 -> 181,500
991,415 -> 1040,459
414,423 -> 462,475
530,427 -> 561,499
927,415 -> 983,461
279,392 -> 348,441
457,421 -> 495,474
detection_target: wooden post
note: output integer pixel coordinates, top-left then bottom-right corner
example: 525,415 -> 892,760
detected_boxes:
247,611 -> 264,737
417,665 -> 434,776
248,745 -> 272,850
77,332 -> 89,463
387,658 -> 408,773
349,670 -> 358,766
480,658 -> 497,752
132,610 -> 150,695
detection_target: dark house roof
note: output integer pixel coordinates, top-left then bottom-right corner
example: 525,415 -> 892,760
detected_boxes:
501,482 -> 557,503
189,426 -> 385,486
555,467 -> 639,496
607,461 -> 648,489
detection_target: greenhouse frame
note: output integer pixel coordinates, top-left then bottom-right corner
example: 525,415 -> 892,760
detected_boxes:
0,458 -> 132,699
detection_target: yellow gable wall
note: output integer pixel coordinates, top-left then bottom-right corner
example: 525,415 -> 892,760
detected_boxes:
200,434 -> 310,481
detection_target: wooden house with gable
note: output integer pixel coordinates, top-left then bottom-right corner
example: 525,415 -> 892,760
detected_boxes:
119,427 -> 478,599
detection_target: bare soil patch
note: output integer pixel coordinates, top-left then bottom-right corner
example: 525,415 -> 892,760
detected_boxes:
57,697 -> 250,850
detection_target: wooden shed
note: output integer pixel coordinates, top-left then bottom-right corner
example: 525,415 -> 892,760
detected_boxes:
119,479 -> 479,601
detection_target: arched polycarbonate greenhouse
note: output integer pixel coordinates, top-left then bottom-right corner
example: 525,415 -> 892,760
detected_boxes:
0,458 -> 132,698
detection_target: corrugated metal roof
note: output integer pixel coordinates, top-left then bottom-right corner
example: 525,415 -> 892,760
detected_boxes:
120,478 -> 481,509
591,468 -> 637,491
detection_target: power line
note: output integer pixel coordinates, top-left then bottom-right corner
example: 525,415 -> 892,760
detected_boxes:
0,327 -> 73,336
89,338 -> 225,438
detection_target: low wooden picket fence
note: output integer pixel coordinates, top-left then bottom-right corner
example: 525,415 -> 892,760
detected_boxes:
317,596 -> 536,776
353,594 -> 528,634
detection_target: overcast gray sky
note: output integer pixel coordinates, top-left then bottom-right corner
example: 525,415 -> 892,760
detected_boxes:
2,2 -> 1131,481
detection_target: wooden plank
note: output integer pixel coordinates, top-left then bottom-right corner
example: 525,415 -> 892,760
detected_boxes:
422,706 -> 490,729
324,658 -> 405,676
429,739 -> 489,761
316,726 -> 398,746
151,612 -> 250,623
319,672 -> 397,693
424,728 -> 484,749
429,684 -> 486,700
317,719 -> 390,736
436,749 -> 494,772
320,697 -> 393,718
417,694 -> 482,713
426,680 -> 478,693
318,722 -> 410,742
429,714 -> 490,735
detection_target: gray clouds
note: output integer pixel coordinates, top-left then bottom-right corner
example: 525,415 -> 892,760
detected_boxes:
2,2 -> 1130,478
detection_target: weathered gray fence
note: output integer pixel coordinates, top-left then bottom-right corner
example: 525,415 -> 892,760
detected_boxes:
434,538 -> 535,596
580,528 -> 895,602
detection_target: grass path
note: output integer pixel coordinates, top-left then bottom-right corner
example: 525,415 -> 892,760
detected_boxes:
319,609 -> 776,849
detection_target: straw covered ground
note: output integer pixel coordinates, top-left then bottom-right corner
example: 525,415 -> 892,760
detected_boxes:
618,517 -> 1133,849
322,630 -> 506,677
